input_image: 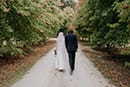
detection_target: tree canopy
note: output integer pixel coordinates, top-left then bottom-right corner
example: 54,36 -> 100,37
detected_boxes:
75,0 -> 130,48
0,0 -> 75,57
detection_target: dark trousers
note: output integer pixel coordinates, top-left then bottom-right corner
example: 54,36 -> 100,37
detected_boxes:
68,51 -> 76,71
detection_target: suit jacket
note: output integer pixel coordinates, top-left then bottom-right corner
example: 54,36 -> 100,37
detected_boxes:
65,32 -> 78,52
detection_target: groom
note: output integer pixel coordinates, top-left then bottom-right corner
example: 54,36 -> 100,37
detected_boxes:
65,30 -> 78,75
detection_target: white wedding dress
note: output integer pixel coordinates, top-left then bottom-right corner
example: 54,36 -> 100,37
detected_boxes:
55,32 -> 67,71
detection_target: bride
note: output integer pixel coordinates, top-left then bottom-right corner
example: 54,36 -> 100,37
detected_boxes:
55,32 -> 67,71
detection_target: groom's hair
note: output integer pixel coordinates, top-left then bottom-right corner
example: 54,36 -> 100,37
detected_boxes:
68,30 -> 73,33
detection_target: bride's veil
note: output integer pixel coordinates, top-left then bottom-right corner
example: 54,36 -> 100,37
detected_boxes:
57,32 -> 64,39
57,32 -> 65,47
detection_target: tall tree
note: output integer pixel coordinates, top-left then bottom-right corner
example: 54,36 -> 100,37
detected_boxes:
0,0 -> 68,57
75,0 -> 130,48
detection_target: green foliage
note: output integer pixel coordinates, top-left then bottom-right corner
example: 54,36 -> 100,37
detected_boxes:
114,0 -> 130,30
124,62 -> 130,67
0,0 -> 72,57
60,0 -> 75,9
75,0 -> 130,48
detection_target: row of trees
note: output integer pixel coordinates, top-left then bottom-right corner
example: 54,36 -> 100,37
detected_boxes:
0,0 -> 75,57
75,0 -> 130,48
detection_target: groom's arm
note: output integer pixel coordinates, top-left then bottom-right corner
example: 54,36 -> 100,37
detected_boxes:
75,35 -> 78,50
65,36 -> 68,49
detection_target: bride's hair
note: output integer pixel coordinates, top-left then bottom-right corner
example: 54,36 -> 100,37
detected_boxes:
68,30 -> 73,33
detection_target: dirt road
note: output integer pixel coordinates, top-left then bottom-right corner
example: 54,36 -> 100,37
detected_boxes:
11,45 -> 115,87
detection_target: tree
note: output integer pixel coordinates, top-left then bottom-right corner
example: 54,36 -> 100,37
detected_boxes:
75,0 -> 130,48
0,0 -> 68,57
60,0 -> 75,9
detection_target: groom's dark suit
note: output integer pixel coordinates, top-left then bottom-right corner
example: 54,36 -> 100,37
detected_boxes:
65,30 -> 78,73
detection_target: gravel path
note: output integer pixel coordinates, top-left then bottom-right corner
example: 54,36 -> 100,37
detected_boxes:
11,44 -> 115,87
